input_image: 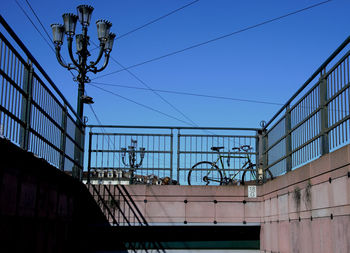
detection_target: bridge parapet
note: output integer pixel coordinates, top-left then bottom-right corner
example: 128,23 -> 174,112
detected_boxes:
0,16 -> 84,177
91,144 -> 350,252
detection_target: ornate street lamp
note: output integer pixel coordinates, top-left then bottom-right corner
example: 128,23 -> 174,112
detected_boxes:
51,5 -> 115,178
51,5 -> 115,120
121,139 -> 146,184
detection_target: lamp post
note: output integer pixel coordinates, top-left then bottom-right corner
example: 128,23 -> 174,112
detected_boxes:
121,139 -> 146,184
51,5 -> 115,178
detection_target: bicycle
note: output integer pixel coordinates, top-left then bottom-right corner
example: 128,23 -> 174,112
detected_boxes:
187,145 -> 273,185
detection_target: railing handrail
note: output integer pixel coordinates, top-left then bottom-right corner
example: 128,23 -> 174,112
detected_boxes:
87,124 -> 260,131
0,15 -> 82,125
264,35 -> 350,129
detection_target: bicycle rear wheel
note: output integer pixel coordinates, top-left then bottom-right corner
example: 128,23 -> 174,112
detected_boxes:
241,164 -> 257,185
187,161 -> 223,186
241,166 -> 274,185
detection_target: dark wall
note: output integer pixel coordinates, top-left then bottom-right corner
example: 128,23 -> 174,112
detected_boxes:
0,138 -> 113,253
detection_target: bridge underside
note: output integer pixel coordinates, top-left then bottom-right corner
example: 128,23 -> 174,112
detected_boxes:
91,225 -> 260,250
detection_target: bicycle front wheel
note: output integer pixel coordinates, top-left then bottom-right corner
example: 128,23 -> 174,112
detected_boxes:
188,161 -> 223,186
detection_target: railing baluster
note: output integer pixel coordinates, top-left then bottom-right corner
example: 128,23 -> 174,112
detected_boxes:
285,104 -> 292,172
320,71 -> 330,155
59,105 -> 67,171
19,61 -> 33,150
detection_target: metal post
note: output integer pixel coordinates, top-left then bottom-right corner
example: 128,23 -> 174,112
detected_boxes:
319,71 -> 329,155
177,129 -> 181,183
262,129 -> 268,179
19,62 -> 33,150
256,130 -> 263,181
72,74 -> 85,179
59,104 -> 68,170
170,129 -> 173,179
87,131 -> 93,184
285,104 -> 292,172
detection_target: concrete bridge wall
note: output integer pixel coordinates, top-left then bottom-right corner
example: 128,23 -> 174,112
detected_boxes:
260,144 -> 350,253
116,144 -> 350,252
0,138 -> 118,253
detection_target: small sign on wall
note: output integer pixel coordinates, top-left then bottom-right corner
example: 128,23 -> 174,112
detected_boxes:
248,185 -> 257,198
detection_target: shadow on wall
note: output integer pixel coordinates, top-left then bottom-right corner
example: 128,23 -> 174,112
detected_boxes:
0,138 -> 127,253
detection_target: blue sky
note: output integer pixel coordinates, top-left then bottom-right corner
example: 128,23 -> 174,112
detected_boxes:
1,0 -> 349,129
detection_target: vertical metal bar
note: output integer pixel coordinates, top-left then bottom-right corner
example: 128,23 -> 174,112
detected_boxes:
87,131 -> 93,184
320,72 -> 329,155
285,104 -> 292,172
152,135 -> 155,175
170,129 -> 173,179
177,129 -> 180,183
108,133 -> 110,168
59,105 -> 67,170
19,62 -> 33,150
262,129 -> 268,176
4,46 -> 10,138
158,135 -> 160,177
9,53 -> 16,141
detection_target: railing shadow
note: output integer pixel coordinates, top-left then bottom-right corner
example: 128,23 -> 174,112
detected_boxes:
89,183 -> 166,252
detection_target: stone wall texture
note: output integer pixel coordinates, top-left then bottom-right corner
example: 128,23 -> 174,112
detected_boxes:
118,144 -> 350,253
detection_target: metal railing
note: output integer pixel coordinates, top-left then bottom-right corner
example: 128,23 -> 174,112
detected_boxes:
89,183 -> 166,252
263,36 -> 350,176
0,15 -> 84,175
87,125 -> 261,185
177,127 -> 259,185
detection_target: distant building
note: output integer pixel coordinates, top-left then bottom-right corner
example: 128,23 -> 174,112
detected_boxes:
82,169 -> 131,185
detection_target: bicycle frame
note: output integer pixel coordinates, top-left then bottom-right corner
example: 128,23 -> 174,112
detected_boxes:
212,151 -> 254,182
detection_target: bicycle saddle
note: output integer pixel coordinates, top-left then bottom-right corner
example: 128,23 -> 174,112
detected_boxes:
211,146 -> 224,151
241,145 -> 253,152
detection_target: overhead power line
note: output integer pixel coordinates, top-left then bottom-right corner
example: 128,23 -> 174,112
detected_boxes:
90,81 -> 283,106
20,0 -> 75,78
89,83 -> 198,126
91,40 -> 200,127
116,0 -> 200,40
94,0 -> 332,80
15,0 -> 54,53
19,0 -> 200,129
24,0 -> 53,44
91,0 -> 200,52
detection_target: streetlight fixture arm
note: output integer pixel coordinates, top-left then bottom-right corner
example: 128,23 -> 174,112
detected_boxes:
54,46 -> 69,69
89,43 -> 105,68
67,37 -> 80,69
91,52 -> 110,73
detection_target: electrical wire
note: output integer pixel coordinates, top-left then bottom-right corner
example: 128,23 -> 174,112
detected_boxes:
19,0 -> 76,78
89,83 -> 199,126
22,0 -> 198,128
91,39 -> 201,128
91,0 -> 200,52
24,0 -> 52,43
18,0 -> 199,136
94,0 -> 332,80
116,0 -> 200,40
15,0 -> 55,54
90,81 -> 284,106
110,55 -> 200,126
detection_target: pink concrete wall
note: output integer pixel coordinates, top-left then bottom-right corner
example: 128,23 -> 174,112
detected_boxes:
260,144 -> 350,253
121,184 -> 260,224
99,144 -> 350,252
